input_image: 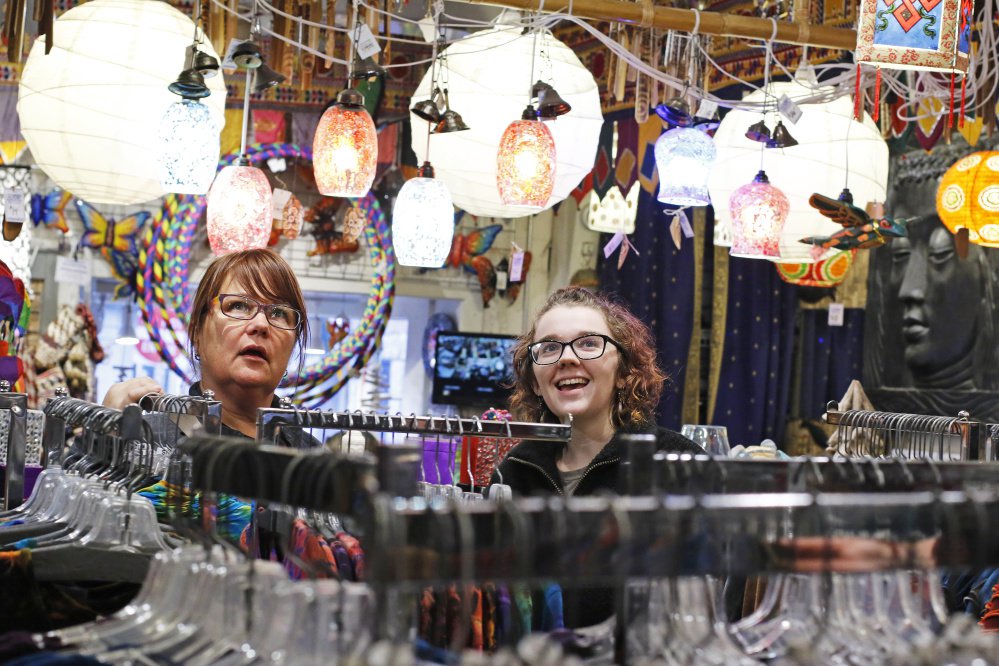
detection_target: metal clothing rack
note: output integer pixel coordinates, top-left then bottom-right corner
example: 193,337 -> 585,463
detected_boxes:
138,391 -> 223,432
256,407 -> 571,446
40,392 -> 145,469
0,380 -> 28,510
176,432 -> 999,578
824,403 -> 989,461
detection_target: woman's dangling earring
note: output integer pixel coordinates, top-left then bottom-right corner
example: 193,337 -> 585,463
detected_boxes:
283,370 -> 288,380
194,352 -> 201,362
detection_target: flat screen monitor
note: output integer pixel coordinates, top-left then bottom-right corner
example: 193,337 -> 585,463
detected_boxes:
432,332 -> 516,407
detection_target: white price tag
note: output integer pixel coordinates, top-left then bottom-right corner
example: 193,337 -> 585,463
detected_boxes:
509,251 -> 524,282
3,190 -> 26,224
496,271 -> 508,291
351,23 -> 382,60
778,94 -> 803,124
695,99 -> 718,119
271,188 -> 292,220
828,303 -> 845,327
54,255 -> 92,285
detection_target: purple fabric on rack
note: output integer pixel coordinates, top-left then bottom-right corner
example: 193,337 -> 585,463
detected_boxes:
24,467 -> 42,502
421,437 -> 459,485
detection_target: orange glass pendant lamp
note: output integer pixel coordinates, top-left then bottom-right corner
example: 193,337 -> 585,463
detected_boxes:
936,151 -> 999,246
313,89 -> 378,198
496,105 -> 556,209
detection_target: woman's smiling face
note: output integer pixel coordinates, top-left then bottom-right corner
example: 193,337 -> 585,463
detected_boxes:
530,305 -> 621,425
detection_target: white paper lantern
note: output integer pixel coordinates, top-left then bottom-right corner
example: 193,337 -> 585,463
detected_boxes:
410,27 -> 602,218
17,0 -> 226,205
708,81 -> 888,262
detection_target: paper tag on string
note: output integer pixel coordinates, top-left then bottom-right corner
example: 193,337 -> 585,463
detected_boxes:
677,210 -> 693,238
509,249 -> 525,282
828,303 -> 845,327
3,190 -> 26,224
669,217 -> 682,250
271,188 -> 292,220
617,238 -> 630,269
603,232 -> 625,258
695,99 -> 718,119
351,23 -> 381,59
496,270 -> 509,291
778,95 -> 803,124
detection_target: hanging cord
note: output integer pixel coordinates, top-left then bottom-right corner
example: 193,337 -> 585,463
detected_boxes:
424,9 -> 442,161
527,0 -> 544,101
348,0 -> 360,82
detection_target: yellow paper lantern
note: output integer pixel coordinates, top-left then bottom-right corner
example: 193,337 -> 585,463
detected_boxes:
936,152 -> 999,246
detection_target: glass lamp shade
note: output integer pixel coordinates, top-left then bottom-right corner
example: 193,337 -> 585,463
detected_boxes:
655,127 -> 716,207
392,167 -> 455,267
312,92 -> 378,198
936,152 -> 999,246
729,171 -> 789,259
157,99 -> 222,195
206,163 -> 273,255
496,116 -> 556,209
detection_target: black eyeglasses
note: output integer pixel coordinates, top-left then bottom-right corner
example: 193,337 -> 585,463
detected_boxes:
214,294 -> 302,330
528,334 -> 623,365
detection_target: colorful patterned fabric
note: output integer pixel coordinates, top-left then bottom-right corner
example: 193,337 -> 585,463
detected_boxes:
136,479 -> 252,545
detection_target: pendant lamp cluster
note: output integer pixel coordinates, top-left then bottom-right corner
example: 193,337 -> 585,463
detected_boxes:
395,9 -> 456,267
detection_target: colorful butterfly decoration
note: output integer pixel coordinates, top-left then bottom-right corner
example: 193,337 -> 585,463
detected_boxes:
101,248 -> 139,300
445,223 -> 503,308
75,199 -> 148,254
30,189 -> 72,234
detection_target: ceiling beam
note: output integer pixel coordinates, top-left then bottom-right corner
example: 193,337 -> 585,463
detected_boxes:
456,0 -> 856,51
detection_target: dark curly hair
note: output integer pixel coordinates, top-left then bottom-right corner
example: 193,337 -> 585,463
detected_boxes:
508,287 -> 666,428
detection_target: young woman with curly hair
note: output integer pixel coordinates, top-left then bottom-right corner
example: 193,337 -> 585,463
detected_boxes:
491,287 -> 702,630
493,286 -> 702,499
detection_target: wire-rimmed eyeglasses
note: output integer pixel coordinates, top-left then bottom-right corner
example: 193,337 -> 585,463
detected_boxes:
213,293 -> 302,330
528,334 -> 623,365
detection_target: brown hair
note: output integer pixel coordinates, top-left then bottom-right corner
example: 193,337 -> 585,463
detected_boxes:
187,249 -> 309,363
508,286 -> 666,428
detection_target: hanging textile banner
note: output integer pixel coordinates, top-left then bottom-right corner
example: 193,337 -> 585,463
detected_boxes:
855,0 -> 971,73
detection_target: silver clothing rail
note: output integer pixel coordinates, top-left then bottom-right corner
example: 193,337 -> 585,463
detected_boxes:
256,407 -> 571,445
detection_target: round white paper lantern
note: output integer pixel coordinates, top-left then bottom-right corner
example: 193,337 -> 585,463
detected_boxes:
410,27 -> 602,218
708,81 -> 888,262
17,0 -> 227,205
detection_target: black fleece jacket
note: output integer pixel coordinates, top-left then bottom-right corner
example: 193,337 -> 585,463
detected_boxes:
488,423 -> 703,628
490,423 -> 703,497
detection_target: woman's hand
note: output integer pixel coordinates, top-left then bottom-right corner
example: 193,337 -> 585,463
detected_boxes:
102,377 -> 163,409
